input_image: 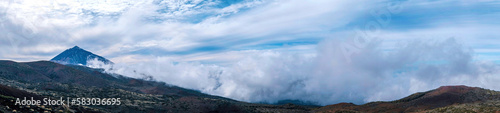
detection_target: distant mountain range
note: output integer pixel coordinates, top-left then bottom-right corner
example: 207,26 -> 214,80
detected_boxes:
50,46 -> 113,65
0,46 -> 499,112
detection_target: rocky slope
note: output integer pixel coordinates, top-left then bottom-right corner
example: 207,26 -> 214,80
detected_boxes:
314,85 -> 500,113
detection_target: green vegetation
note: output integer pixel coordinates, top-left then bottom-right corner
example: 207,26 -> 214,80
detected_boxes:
0,94 -> 14,99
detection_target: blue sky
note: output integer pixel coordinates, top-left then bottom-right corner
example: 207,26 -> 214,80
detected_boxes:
1,0 -> 500,63
2,0 -> 500,105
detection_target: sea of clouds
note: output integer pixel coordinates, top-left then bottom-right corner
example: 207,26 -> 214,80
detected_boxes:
88,38 -> 500,105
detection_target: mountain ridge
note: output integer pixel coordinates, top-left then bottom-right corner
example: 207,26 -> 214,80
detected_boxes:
314,85 -> 500,113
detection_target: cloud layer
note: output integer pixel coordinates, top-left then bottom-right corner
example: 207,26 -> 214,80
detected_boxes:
89,38 -> 500,105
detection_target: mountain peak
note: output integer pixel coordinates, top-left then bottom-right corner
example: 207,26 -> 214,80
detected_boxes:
71,46 -> 81,49
50,46 -> 113,65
